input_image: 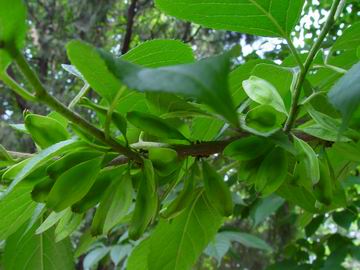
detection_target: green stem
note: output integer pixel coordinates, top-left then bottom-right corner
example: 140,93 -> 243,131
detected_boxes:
13,52 -> 143,163
68,83 -> 91,109
104,86 -> 125,140
283,0 -> 342,133
286,37 -> 304,72
0,72 -> 36,101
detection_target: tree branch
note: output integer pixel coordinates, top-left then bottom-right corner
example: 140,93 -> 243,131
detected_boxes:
121,0 -> 138,54
10,51 -> 143,164
283,0 -> 342,133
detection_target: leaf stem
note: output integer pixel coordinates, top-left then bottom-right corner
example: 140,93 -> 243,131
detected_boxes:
286,37 -> 304,72
283,0 -> 342,133
104,86 -> 125,140
68,83 -> 91,110
12,51 -> 143,163
0,72 -> 37,101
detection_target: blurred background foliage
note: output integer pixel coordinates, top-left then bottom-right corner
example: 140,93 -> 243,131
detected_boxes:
0,0 -> 359,269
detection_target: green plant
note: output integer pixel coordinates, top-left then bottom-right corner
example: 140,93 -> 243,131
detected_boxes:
0,0 -> 359,269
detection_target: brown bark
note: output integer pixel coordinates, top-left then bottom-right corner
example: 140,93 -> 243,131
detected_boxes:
121,0 -> 139,54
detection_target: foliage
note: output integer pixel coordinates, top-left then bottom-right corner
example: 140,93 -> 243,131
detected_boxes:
0,0 -> 360,269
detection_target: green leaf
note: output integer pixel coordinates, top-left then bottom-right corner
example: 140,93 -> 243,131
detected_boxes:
25,114 -> 71,149
250,195 -> 285,227
220,231 -> 272,252
55,210 -> 83,242
229,60 -> 271,107
46,157 -> 103,212
224,136 -> 270,161
202,161 -> 233,216
329,22 -> 360,67
243,76 -> 287,114
110,244 -> 132,266
155,0 -> 304,38
255,147 -> 288,196
0,183 -> 37,240
6,139 -> 84,194
121,39 -> 195,67
127,111 -> 188,141
127,237 -> 151,270
243,105 -> 286,136
36,209 -> 68,235
0,144 -> 15,166
83,247 -> 110,270
277,183 -> 317,213
147,191 -> 223,270
91,172 -> 133,235
4,220 -> 74,270
96,43 -> 239,126
328,62 -> 360,129
293,136 -> 320,185
0,0 -> 27,70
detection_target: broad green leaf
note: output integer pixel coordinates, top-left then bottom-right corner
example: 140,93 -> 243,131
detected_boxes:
95,42 -> 240,126
155,0 -> 305,38
250,195 -> 285,227
147,191 -> 223,270
55,210 -> 83,242
25,114 -> 70,149
242,76 -> 287,114
224,136 -> 270,161
251,63 -> 294,109
204,233 -> 231,264
0,183 -> 37,240
110,244 -> 132,266
296,122 -> 351,142
0,0 -> 27,70
293,136 -> 320,185
328,62 -> 360,129
243,104 -> 286,136
190,117 -> 224,141
255,147 -> 288,196
127,237 -> 151,270
329,22 -> 360,67
127,111 -> 188,141
121,39 -> 194,67
36,209 -> 68,235
202,161 -> 233,216
4,221 -> 74,270
277,183 -> 317,213
83,247 -> 110,270
47,157 -> 102,212
91,173 -> 133,235
220,231 -> 272,252
6,139 -> 84,194
229,60 -> 271,107
149,148 -> 179,177
72,166 -> 127,213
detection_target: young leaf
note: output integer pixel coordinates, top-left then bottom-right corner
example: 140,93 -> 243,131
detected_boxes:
0,144 -> 15,166
328,62 -> 360,129
220,231 -> 272,252
4,221 -> 74,270
24,113 -> 70,149
250,195 -> 285,227
224,136 -> 270,161
129,159 -> 158,240
0,183 -> 37,240
255,147 -> 288,196
6,139 -> 85,194
0,0 -> 27,70
242,76 -> 287,115
202,161 -> 233,216
148,147 -> 179,177
55,210 -> 83,242
83,247 -> 110,270
147,191 -> 223,270
155,0 -> 305,38
293,136 -> 320,185
243,105 -> 286,136
46,157 -> 103,212
36,210 -> 68,235
72,166 -> 127,213
127,111 -> 188,141
91,172 -> 133,235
